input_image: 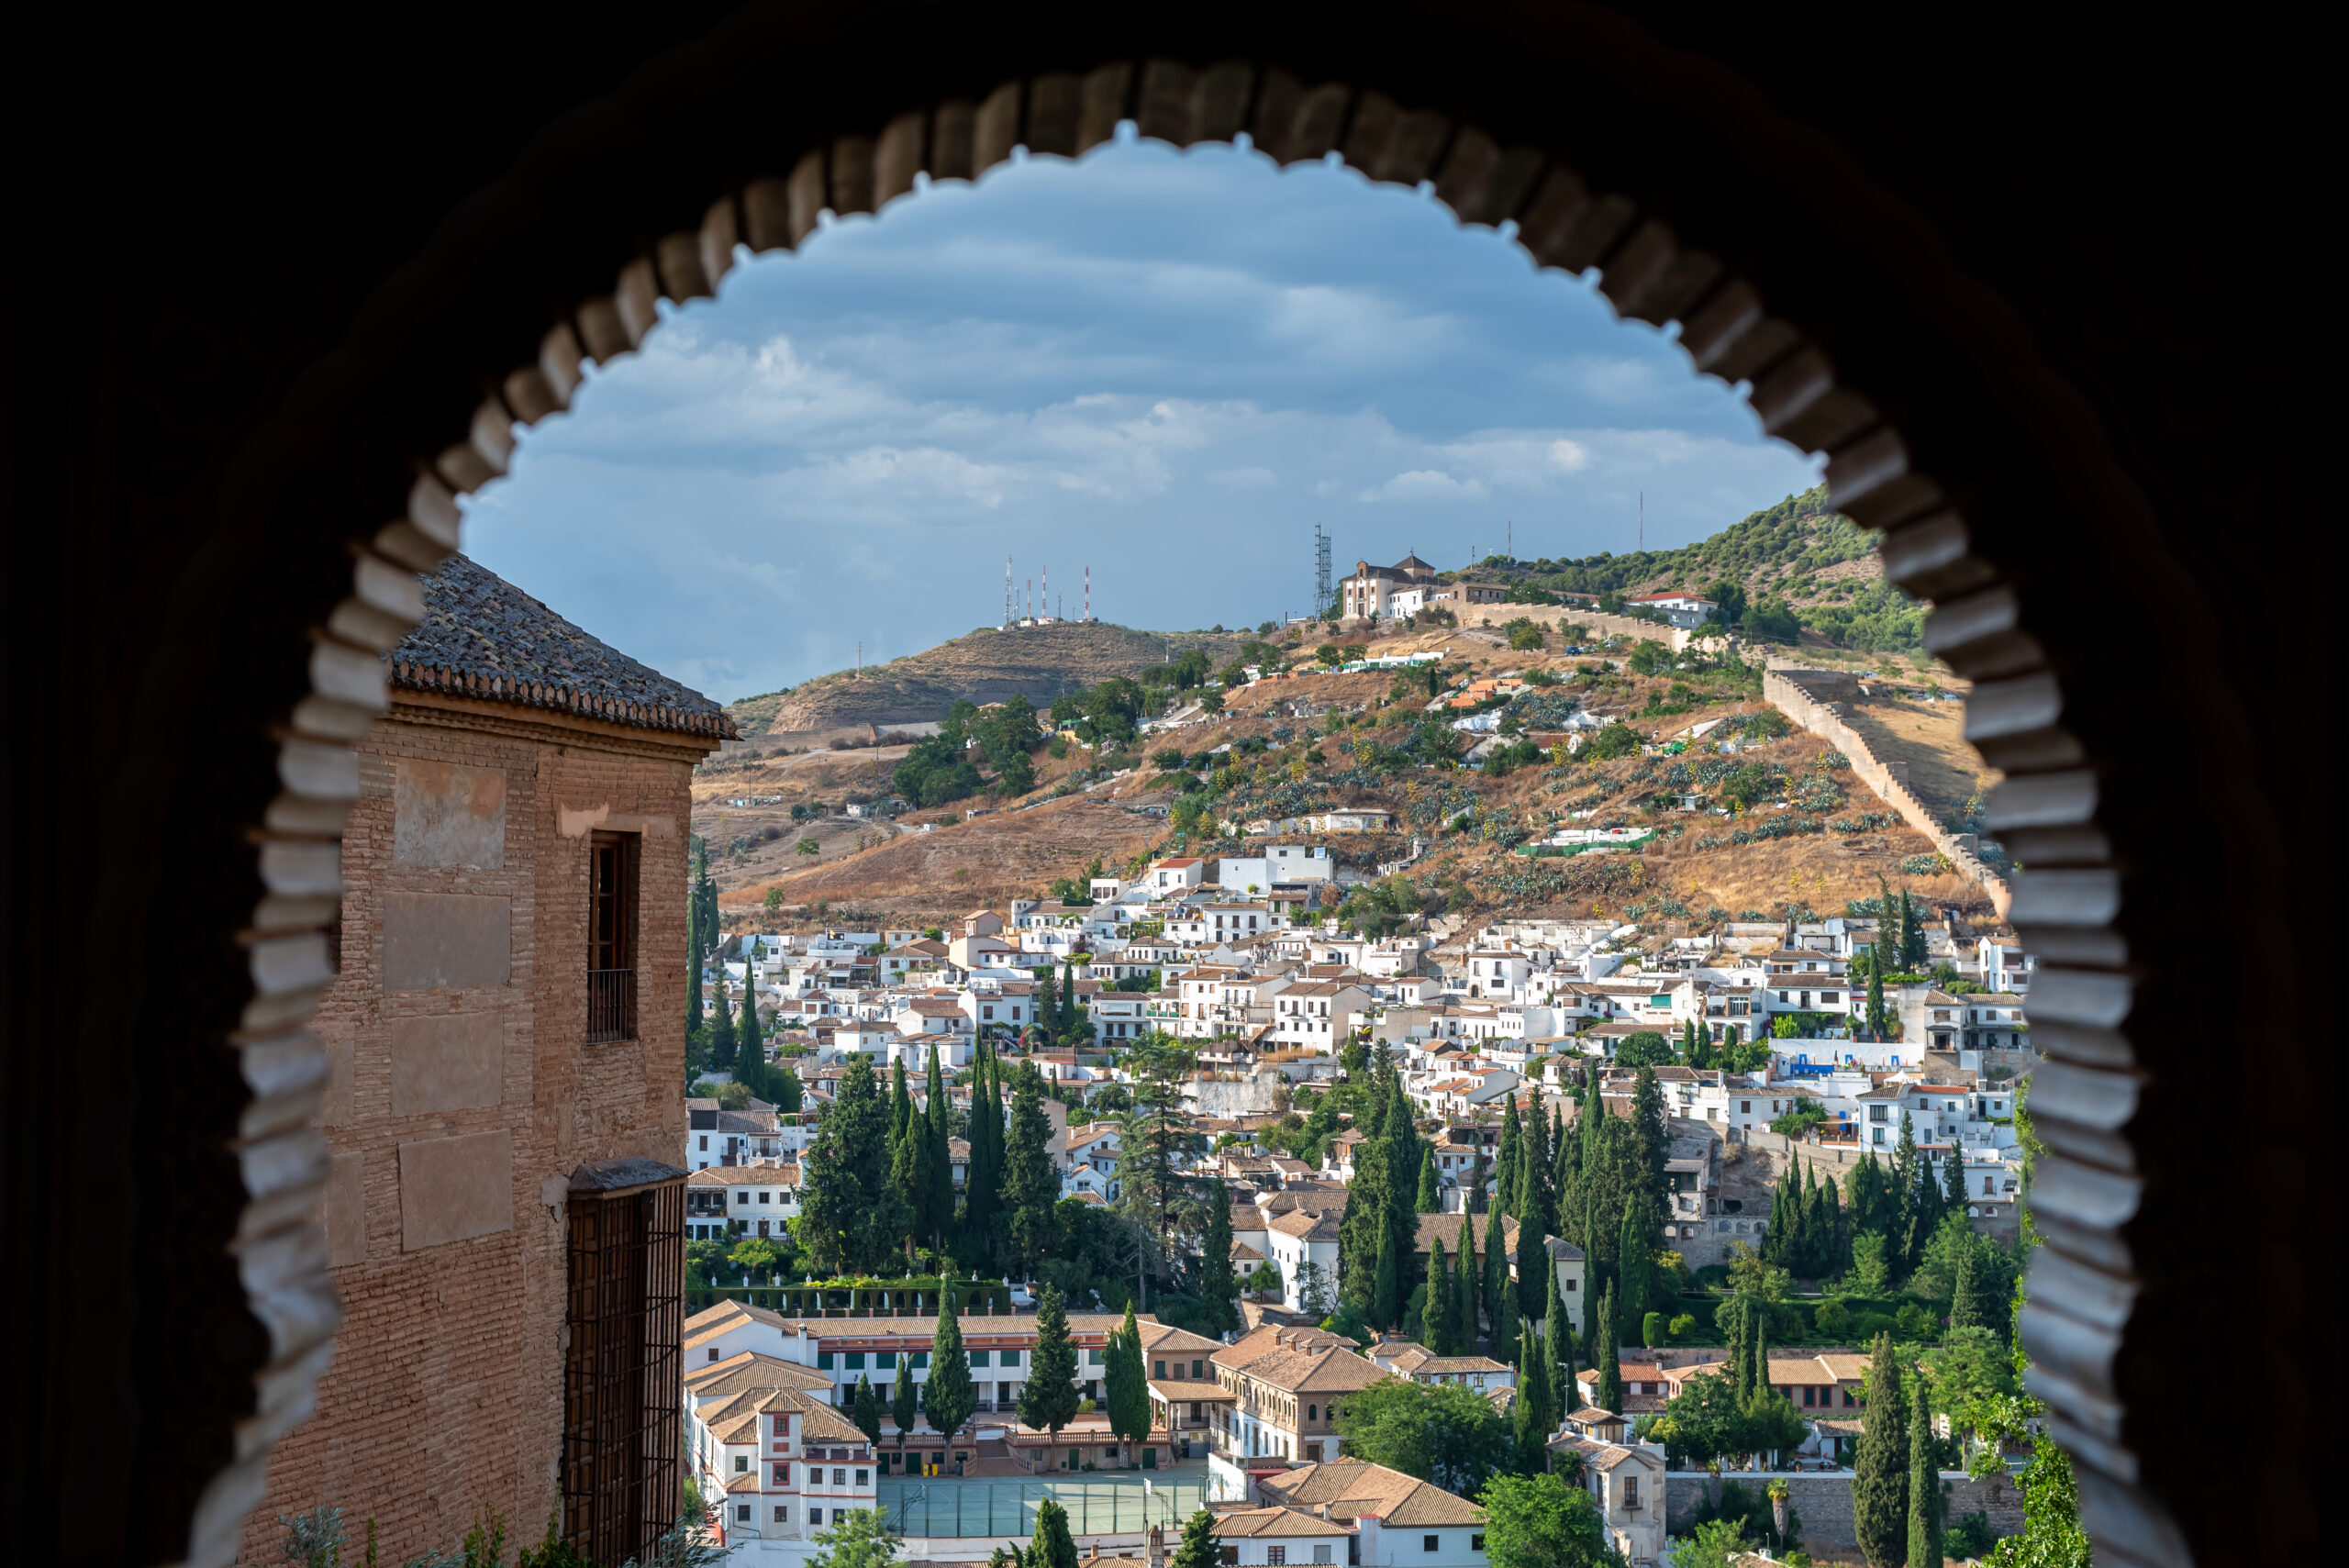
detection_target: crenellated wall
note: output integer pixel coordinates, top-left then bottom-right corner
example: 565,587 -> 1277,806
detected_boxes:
1763,662 -> 2011,917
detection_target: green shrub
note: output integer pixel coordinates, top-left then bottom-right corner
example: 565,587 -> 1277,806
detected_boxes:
1946,1511 -> 2000,1560
1669,1314 -> 1698,1340
1814,1300 -> 1853,1340
1643,1311 -> 1665,1347
1895,1302 -> 1935,1339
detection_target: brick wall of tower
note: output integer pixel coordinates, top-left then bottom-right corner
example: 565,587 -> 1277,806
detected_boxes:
240,696 -> 705,1564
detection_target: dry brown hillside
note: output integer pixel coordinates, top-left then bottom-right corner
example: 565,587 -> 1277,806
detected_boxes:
730,622 -> 1251,739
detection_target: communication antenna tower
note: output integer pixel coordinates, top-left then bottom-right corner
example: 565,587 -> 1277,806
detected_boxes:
1085,565 -> 1091,622
1042,563 -> 1049,621
1005,554 -> 1012,628
1312,524 -> 1332,618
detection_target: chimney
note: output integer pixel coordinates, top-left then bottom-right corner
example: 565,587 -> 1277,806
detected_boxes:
1149,1526 -> 1165,1568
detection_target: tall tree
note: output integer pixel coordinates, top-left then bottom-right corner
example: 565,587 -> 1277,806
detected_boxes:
1853,1331 -> 1909,1568
1866,956 -> 1890,1040
1522,1097 -> 1554,1227
1374,1210 -> 1402,1329
1495,1096 -> 1524,1219
800,1053 -> 901,1273
960,1045 -> 1003,1269
1107,1304 -> 1152,1451
889,1059 -> 914,1158
1941,1144 -> 1967,1215
1591,1282 -> 1622,1416
709,962 -> 737,1069
1035,967 -> 1060,1047
851,1373 -> 884,1444
1427,1238 -> 1456,1354
1542,1251 -> 1573,1419
739,960 -> 765,1079
1019,1283 -> 1084,1439
1416,1146 -> 1442,1213
1628,1066 -> 1670,1209
1511,1319 -> 1552,1461
1384,1075 -> 1427,1319
925,1042 -> 954,1247
1892,1110 -> 1926,1273
1616,1199 -> 1652,1349
1947,1241 -> 1991,1333
890,1058 -> 939,1252
1456,1213 -> 1483,1350
921,1288 -> 976,1444
891,1347 -> 918,1438
1002,1075 -> 1059,1273
1907,1371 -> 1943,1568
1170,1508 -> 1220,1568
1028,1499 -> 1079,1568
1199,1180 -> 1240,1332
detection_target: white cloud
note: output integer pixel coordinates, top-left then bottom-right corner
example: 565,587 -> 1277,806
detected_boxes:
1359,469 -> 1491,503
1208,466 -> 1279,489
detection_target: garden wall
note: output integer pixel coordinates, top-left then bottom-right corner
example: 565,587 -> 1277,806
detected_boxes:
1663,1468 -> 2026,1547
1762,662 -> 2011,917
1452,602 -> 1702,651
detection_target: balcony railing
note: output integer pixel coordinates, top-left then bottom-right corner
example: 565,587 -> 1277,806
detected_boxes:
588,967 -> 638,1043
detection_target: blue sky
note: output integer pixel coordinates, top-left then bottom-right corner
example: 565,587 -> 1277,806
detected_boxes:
462,128 -> 1820,701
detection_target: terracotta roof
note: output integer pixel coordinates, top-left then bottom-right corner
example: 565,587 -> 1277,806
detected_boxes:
1257,1460 -> 1486,1526
687,1162 -> 801,1187
685,1351 -> 836,1397
390,554 -> 733,738
1213,1507 -> 1353,1539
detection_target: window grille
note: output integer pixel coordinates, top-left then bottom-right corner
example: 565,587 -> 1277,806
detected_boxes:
587,831 -> 640,1042
564,1159 -> 686,1565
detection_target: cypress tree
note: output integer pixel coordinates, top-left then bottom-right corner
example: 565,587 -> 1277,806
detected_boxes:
1892,1111 -> 1924,1273
739,960 -> 765,1081
1542,1251 -> 1573,1407
1106,1305 -> 1152,1451
962,1046 -> 1001,1266
1003,1075 -> 1058,1273
926,1042 -> 954,1247
774,1065 -> 805,1114
891,1346 -> 918,1438
1853,1331 -> 1909,1568
1630,1066 -> 1670,1209
1485,1214 -> 1512,1356
1427,1238 -> 1455,1354
1942,1144 -> 1967,1214
1384,1077 -> 1425,1316
1515,1182 -> 1547,1348
710,963 -> 737,1069
1523,1097 -> 1553,1226
1374,1211 -> 1401,1329
1495,1096 -> 1523,1220
890,1060 -> 936,1252
1616,1198 -> 1650,1336
890,1058 -> 914,1156
1496,1275 -> 1522,1369
1866,958 -> 1889,1040
1592,1282 -> 1622,1415
1200,1179 -> 1240,1332
1030,1499 -> 1079,1568
1947,1241 -> 1990,1333
1019,1283 -> 1083,1439
1821,1168 -> 1847,1277
851,1373 -> 884,1444
1171,1507 -> 1220,1568
1512,1320 -> 1551,1460
1580,1183 -> 1601,1347
686,898 -> 706,1037
1035,967 -> 1060,1046
1456,1213 -> 1482,1349
921,1286 -> 976,1444
1906,1372 -> 1943,1567
1416,1146 -> 1442,1213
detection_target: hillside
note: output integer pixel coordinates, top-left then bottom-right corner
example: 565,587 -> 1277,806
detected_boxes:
702,616 -> 1993,925
1452,484 -> 1926,653
729,621 -> 1252,739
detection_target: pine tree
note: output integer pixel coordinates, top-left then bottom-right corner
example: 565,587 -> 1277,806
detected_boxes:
774,1065 -> 804,1114
1171,1508 -> 1220,1568
1416,1146 -> 1441,1213
1200,1180 -> 1240,1332
1020,1283 -> 1084,1439
1456,1213 -> 1482,1349
1942,1144 -> 1967,1214
892,1346 -> 918,1438
921,1288 -> 976,1444
1907,1371 -> 1943,1567
1592,1282 -> 1622,1415
851,1373 -> 884,1444
1003,1075 -> 1057,1273
799,1053 -> 900,1273
1853,1331 -> 1909,1568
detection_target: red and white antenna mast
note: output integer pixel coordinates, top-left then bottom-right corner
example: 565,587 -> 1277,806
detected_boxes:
1042,563 -> 1049,621
1085,564 -> 1091,621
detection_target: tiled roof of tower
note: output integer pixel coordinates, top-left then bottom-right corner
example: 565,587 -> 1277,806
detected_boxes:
388,554 -> 736,739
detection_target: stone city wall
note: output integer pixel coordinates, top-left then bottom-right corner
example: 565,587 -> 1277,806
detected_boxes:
1664,1468 -> 2026,1547
1762,662 -> 2011,917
